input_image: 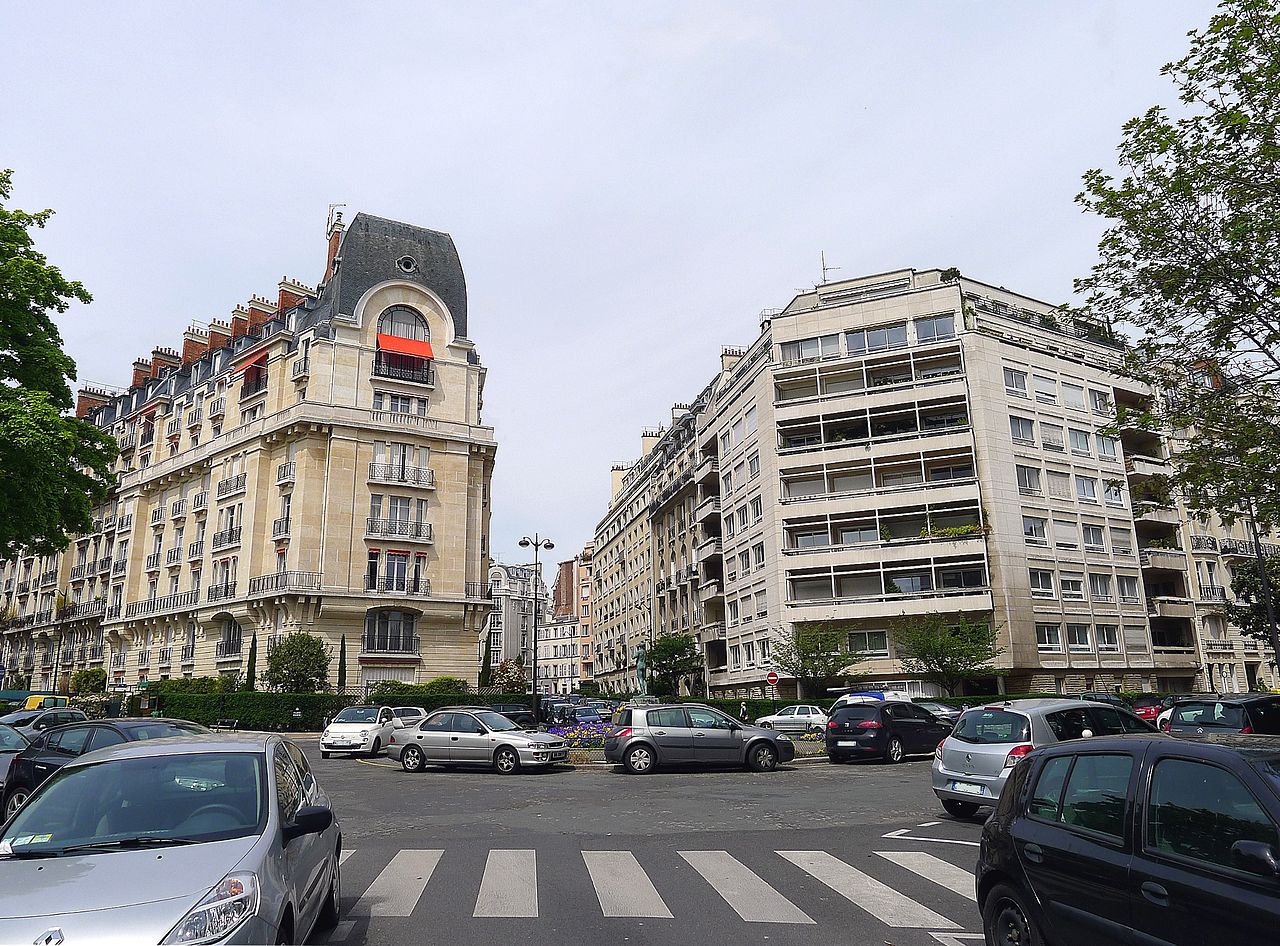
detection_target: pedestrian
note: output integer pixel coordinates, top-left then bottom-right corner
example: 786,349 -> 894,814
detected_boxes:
739,700 -> 749,722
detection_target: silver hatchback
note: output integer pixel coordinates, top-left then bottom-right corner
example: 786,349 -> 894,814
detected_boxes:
0,733 -> 341,944
931,698 -> 1155,817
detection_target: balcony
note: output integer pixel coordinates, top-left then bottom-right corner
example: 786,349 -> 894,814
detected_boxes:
103,514 -> 116,530
212,527 -> 242,551
1133,501 -> 1181,526
695,456 -> 720,481
137,649 -> 150,668
215,637 -> 242,659
292,357 -> 310,380
1198,583 -> 1227,603
277,461 -> 296,485
373,356 -> 435,386
171,499 -> 187,519
97,556 -> 112,574
191,491 -> 209,513
69,564 -> 87,581
271,517 -> 291,539
696,537 -> 723,561
1204,637 -> 1234,652
1147,596 -> 1196,620
695,496 -> 721,521
247,571 -> 322,596
1190,534 -> 1219,553
144,552 -> 161,571
20,654 -> 33,671
207,583 -> 238,603
1125,454 -> 1167,477
365,519 -> 433,543
166,547 -> 183,566
165,418 -> 181,438
59,649 -> 73,668
110,653 -> 125,671
150,508 -> 165,527
119,433 -> 137,451
208,397 -> 226,418
88,644 -> 103,662
698,622 -> 727,642
39,570 -> 58,587
106,605 -> 121,621
239,375 -> 269,400
187,540 -> 205,561
15,580 -> 29,595
360,631 -> 421,656
1139,547 -> 1187,571
186,408 -> 202,428
116,514 -> 133,532
216,473 -> 247,500
112,559 -> 126,576
157,646 -> 172,667
364,576 -> 432,597
181,643 -> 195,663
124,591 -> 199,619
368,463 -> 435,488
464,582 -> 493,599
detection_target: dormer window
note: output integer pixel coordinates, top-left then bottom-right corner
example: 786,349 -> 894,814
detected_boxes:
375,305 -> 434,385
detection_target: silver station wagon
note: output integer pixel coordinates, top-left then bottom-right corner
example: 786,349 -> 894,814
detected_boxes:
388,706 -> 569,773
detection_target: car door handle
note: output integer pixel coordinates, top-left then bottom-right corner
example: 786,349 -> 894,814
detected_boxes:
1022,842 -> 1044,864
450,736 -> 459,741
653,730 -> 667,735
1141,882 -> 1169,906
694,732 -> 706,737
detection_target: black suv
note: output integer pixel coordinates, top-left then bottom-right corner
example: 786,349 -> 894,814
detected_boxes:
1165,693 -> 1280,736
826,701 -> 951,763
977,734 -> 1280,945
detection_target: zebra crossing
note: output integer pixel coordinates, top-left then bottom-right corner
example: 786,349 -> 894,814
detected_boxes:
327,845 -> 979,940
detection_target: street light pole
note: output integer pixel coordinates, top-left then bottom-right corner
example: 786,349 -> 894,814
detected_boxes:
519,534 -> 554,725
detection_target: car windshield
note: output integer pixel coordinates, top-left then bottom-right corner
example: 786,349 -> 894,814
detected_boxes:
1172,702 -> 1245,728
951,709 -> 1031,744
333,707 -> 380,724
0,725 -> 28,751
1,752 -> 266,857
475,711 -> 518,732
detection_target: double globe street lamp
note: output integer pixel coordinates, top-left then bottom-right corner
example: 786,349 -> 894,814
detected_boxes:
518,534 -> 553,724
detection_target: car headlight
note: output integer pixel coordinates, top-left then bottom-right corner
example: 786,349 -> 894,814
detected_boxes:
322,729 -> 331,739
360,730 -> 369,740
777,734 -> 793,741
162,871 -> 259,944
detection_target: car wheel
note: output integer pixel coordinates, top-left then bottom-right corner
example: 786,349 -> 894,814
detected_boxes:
747,742 -> 777,772
368,737 -> 381,758
983,882 -> 1044,946
401,746 -> 424,773
5,789 -> 28,818
884,737 -> 904,764
623,744 -> 654,774
316,850 -> 341,930
942,798 -> 981,819
494,746 -> 520,774
321,751 -> 330,760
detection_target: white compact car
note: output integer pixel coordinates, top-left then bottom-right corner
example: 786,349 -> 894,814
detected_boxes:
320,705 -> 397,758
754,705 -> 829,734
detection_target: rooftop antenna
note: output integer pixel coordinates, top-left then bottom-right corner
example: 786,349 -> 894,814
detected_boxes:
819,251 -> 841,286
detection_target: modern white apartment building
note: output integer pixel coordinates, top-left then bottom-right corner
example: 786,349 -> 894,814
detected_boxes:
0,212 -> 497,694
482,562 -> 548,672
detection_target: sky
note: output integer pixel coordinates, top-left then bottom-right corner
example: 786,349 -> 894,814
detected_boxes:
4,1 -> 1215,564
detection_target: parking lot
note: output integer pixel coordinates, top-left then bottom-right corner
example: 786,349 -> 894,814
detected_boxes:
304,745 -> 987,946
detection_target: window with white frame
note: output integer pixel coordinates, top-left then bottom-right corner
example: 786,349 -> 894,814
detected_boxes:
1089,389 -> 1113,415
1117,575 -> 1140,603
1034,375 -> 1057,404
1017,465 -> 1042,495
1062,384 -> 1086,410
1066,623 -> 1092,652
1004,367 -> 1028,397
846,323 -> 907,354
1060,574 -> 1085,600
1023,516 -> 1048,545
1083,524 -> 1105,550
1041,423 -> 1065,451
1010,416 -> 1036,444
1111,527 -> 1134,554
1076,476 -> 1099,503
1103,482 -> 1125,507
849,629 -> 889,657
1069,429 -> 1092,454
1096,434 -> 1119,459
1036,623 -> 1063,651
915,314 -> 955,343
1089,573 -> 1113,601
780,335 -> 839,363
1096,624 -> 1120,652
1030,569 -> 1055,597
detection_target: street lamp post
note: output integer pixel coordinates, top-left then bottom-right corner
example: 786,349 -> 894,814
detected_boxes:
519,534 -> 554,724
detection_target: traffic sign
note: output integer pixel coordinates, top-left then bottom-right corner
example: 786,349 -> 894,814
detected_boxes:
766,671 -> 779,686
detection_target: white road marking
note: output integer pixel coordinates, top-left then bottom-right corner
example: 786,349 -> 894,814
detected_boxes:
917,821 -> 942,827
583,851 -> 673,918
881,828 -> 981,847
875,850 -> 977,901
474,849 -> 538,917
350,849 -> 443,917
325,920 -> 355,942
778,850 -> 959,930
679,850 -> 814,924
929,934 -> 987,945
339,849 -> 355,865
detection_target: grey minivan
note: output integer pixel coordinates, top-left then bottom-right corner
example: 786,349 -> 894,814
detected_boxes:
0,733 -> 341,944
604,703 -> 795,773
931,698 -> 1155,817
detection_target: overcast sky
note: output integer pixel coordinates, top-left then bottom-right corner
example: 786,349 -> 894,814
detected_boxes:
5,1 -> 1213,565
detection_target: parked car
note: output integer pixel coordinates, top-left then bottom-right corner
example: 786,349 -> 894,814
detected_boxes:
756,704 -> 829,734
1130,693 -> 1165,721
977,734 -> 1280,946
568,706 -> 604,725
388,707 -> 568,773
932,699 -> 1155,818
491,705 -> 537,728
0,707 -> 88,738
914,701 -> 963,725
2,717 -> 209,818
1153,692 -> 1225,730
826,701 -> 951,764
0,725 -> 29,794
320,705 -> 397,758
390,706 -> 429,726
0,732 -> 341,944
1065,690 -> 1130,709
605,704 -> 795,774
1164,693 -> 1280,736
829,690 -> 912,712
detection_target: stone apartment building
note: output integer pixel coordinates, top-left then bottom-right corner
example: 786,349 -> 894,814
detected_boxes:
536,544 -> 596,695
482,562 -> 548,674
593,267 -> 1275,698
0,212 -> 497,694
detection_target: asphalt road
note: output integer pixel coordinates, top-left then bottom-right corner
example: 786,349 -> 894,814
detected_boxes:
303,746 -> 989,946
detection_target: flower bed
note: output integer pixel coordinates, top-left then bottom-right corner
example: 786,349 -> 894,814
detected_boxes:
546,722 -> 612,749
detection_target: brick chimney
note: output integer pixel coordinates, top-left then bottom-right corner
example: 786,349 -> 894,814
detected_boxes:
75,387 -> 110,419
277,277 -> 311,312
181,328 -> 209,366
230,305 -> 250,340
325,211 -> 345,283
246,296 -> 276,334
132,359 -> 152,388
207,320 -> 231,352
151,347 -> 181,379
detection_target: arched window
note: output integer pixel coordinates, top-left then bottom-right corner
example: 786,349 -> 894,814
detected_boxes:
378,306 -> 429,342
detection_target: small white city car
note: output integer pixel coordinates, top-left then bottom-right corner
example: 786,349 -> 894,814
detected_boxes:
753,705 -> 829,734
320,705 -> 397,758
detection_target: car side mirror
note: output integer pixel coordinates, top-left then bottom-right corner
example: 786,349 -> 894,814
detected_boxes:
1232,840 -> 1280,877
284,805 -> 333,843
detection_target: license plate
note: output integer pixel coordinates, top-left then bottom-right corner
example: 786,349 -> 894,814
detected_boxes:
552,752 -> 567,761
952,781 -> 983,795
837,740 -> 858,747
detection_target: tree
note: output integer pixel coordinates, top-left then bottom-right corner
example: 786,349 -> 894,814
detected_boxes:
1075,2 -> 1280,530
770,623 -> 866,699
244,634 -> 257,691
491,658 -> 527,692
645,633 -> 703,697
336,635 -> 347,690
1225,553 -> 1280,644
262,633 -> 330,693
478,630 -> 494,688
893,613 -> 1005,697
69,666 -> 105,694
0,169 -> 118,557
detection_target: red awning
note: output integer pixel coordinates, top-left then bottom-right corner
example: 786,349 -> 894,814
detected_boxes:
233,351 -> 268,375
377,334 -> 434,359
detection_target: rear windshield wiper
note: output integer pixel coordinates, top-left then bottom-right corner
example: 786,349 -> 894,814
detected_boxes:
53,836 -> 201,855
